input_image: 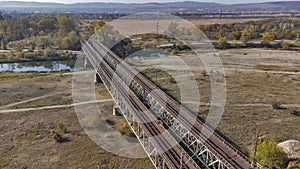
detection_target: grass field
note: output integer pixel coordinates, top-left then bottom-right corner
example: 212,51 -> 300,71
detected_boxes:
1,47 -> 299,168
0,72 -> 153,169
134,49 -> 300,156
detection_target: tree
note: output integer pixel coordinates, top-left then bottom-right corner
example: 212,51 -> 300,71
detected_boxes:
94,20 -> 106,33
119,122 -> 135,137
256,139 -> 288,169
232,39 -> 238,48
167,22 -> 179,37
281,41 -> 290,50
38,16 -> 57,33
44,47 -> 55,58
240,29 -> 250,45
230,30 -> 241,40
218,36 -> 228,49
263,32 -> 275,43
58,16 -> 75,37
61,31 -> 80,50
1,39 -> 6,50
38,36 -> 51,49
0,12 -> 4,21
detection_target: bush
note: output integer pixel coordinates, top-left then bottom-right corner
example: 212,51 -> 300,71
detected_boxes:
44,47 -> 56,58
15,52 -> 25,59
256,139 -> 289,169
57,121 -> 67,133
119,122 -> 135,137
218,36 -> 228,49
49,129 -> 63,143
281,41 -> 290,50
170,49 -> 177,55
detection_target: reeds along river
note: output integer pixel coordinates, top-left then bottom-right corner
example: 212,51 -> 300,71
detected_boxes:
0,59 -> 78,72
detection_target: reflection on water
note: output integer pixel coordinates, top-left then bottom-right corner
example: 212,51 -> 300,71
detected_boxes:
0,60 -> 78,72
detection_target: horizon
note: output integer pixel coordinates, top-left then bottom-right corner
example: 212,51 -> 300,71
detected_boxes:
0,0 -> 299,5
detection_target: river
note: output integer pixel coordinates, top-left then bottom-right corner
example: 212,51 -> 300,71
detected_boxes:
0,60 -> 78,72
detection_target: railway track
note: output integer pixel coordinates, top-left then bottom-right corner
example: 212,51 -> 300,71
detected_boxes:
82,41 -> 199,169
88,38 -> 253,169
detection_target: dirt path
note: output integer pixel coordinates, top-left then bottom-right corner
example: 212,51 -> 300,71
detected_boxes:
0,92 -> 63,109
0,99 -> 114,114
233,103 -> 300,108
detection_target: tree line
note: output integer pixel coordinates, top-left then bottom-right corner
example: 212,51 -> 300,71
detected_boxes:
197,18 -> 300,49
0,13 -> 80,57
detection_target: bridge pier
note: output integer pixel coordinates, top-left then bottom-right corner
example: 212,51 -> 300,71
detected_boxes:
95,73 -> 103,83
84,55 -> 94,69
113,106 -> 122,116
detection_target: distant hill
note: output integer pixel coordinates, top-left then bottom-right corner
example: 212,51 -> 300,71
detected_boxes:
220,1 -> 300,13
0,1 -> 64,8
0,1 -> 299,13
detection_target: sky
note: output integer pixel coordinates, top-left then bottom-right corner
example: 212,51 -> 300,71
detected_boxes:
0,0 -> 298,4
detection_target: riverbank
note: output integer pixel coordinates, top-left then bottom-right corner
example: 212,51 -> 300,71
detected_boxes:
0,59 -> 78,72
0,49 -> 80,64
0,57 -> 75,64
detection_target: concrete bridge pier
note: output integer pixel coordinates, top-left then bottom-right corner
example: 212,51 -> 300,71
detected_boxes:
95,73 -> 103,83
113,106 -> 122,116
84,55 -> 92,68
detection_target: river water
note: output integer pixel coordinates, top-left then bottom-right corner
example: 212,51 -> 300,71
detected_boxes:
0,60 -> 78,72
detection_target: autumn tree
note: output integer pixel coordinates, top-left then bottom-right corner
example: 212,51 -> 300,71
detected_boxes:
232,39 -> 238,48
94,20 -> 106,33
58,16 -> 75,37
38,36 -> 52,49
218,36 -> 228,49
61,31 -> 80,50
38,16 -> 57,34
262,32 -> 275,43
44,47 -> 55,58
240,29 -> 250,45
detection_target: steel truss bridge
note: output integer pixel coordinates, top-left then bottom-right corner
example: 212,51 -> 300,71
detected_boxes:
81,39 -> 254,169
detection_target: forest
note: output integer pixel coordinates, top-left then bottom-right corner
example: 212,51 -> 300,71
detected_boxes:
1,12 -> 300,63
197,16 -> 300,49
0,12 -> 80,62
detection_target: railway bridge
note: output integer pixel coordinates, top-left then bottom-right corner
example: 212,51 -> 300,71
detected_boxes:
81,39 -> 254,169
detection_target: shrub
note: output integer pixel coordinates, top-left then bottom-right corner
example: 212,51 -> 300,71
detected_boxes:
170,49 -> 177,55
49,129 -> 63,143
15,52 -> 25,59
281,41 -> 290,50
58,121 -> 64,130
119,122 -> 135,137
256,139 -> 288,169
218,36 -> 228,49
44,47 -> 56,58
